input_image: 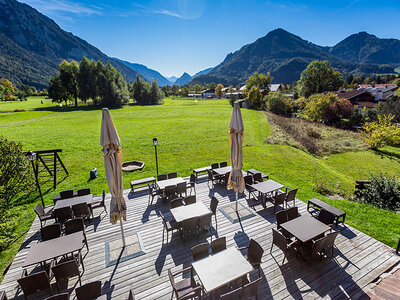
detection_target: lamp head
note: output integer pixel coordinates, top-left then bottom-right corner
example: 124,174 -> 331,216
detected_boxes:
152,137 -> 158,146
26,151 -> 36,162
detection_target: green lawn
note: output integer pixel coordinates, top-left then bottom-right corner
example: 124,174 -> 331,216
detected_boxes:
1,96 -> 400,281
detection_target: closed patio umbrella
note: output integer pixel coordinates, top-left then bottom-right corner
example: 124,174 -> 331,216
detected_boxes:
100,108 -> 127,246
227,102 -> 245,211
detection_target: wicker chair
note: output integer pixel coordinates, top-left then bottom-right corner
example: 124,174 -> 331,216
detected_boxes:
207,170 -> 218,188
268,193 -> 286,213
164,185 -> 177,202
318,209 -> 335,227
219,161 -> 228,168
186,174 -> 196,195
176,182 -> 187,198
18,270 -> 52,300
210,196 -> 219,228
72,203 -> 91,221
91,190 -> 107,216
34,203 -> 54,228
242,277 -> 262,300
77,188 -> 90,196
157,174 -> 167,181
65,218 -> 89,252
181,217 -> 198,242
148,184 -> 162,205
211,163 -> 219,169
184,195 -> 196,205
45,293 -> 69,300
285,188 -> 298,208
286,206 -> 298,221
253,173 -> 263,183
168,172 -> 178,179
302,235 -> 327,264
211,237 -> 226,254
168,267 -> 202,300
161,214 -> 178,243
54,207 -> 73,224
275,211 -> 287,231
238,239 -> 264,277
197,213 -> 212,237
170,198 -> 184,209
191,243 -> 209,261
41,223 -> 62,241
270,228 -> 297,264
50,255 -> 83,292
323,230 -> 340,257
0,291 -> 7,300
75,281 -> 102,300
60,190 -> 74,199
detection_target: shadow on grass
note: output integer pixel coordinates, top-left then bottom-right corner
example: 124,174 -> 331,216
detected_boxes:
32,104 -> 124,113
373,149 -> 400,161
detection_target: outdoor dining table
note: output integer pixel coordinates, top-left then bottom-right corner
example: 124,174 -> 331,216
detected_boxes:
54,194 -> 93,210
156,177 -> 186,191
170,202 -> 210,223
23,232 -> 83,268
251,179 -> 284,196
192,247 -> 253,293
212,166 -> 232,176
280,215 -> 331,243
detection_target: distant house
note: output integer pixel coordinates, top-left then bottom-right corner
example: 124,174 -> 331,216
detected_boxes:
188,93 -> 202,98
201,89 -> 215,98
270,84 -> 283,92
327,89 -> 381,108
226,92 -> 244,100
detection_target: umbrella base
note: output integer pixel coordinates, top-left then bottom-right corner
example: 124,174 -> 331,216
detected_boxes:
105,233 -> 146,267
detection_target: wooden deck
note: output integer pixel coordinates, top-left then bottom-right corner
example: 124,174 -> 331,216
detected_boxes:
1,176 -> 399,299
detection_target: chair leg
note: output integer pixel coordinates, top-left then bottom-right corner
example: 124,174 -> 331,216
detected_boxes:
397,238 -> 400,255
270,243 -> 274,253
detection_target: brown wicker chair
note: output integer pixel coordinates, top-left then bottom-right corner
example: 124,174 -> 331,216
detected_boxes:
323,230 -> 340,257
301,235 -> 327,264
244,175 -> 255,200
285,188 -> 298,208
220,287 -> 241,300
191,243 -> 209,261
286,206 -> 298,221
207,170 -> 218,188
168,172 -> 178,179
75,281 -> 102,300
51,255 -> 83,292
91,190 -> 107,216
186,174 -> 196,195
210,196 -> 219,228
54,207 -> 73,224
270,228 -> 297,264
170,198 -> 184,209
65,218 -> 88,251
275,210 -> 287,230
268,192 -> 286,213
45,293 -> 69,300
161,214 -> 178,243
41,223 -> 62,241
219,161 -> 228,168
181,217 -> 198,242
168,267 -> 202,300
157,174 -> 167,181
164,185 -> 177,202
60,190 -> 74,199
184,195 -> 196,205
18,270 -> 52,300
34,203 -> 54,228
197,213 -> 212,237
253,173 -> 263,183
72,203 -> 91,221
176,182 -> 187,198
211,163 -> 219,169
238,239 -> 264,277
318,209 -> 335,227
148,184 -> 162,205
211,237 -> 226,254
77,189 -> 90,196
242,277 -> 262,300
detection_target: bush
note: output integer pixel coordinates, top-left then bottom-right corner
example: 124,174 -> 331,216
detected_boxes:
361,115 -> 400,149
246,86 -> 264,110
355,174 -> 400,210
265,92 -> 291,116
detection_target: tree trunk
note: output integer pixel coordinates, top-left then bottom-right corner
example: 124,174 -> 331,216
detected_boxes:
75,93 -> 78,107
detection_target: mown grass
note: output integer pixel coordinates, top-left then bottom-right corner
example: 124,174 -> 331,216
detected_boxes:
1,96 -> 400,281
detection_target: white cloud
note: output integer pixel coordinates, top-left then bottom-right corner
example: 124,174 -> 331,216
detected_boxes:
129,3 -> 184,19
20,0 -> 103,16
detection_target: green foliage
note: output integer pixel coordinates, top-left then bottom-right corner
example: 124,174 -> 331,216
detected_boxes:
59,60 -> 79,107
48,75 -> 72,105
78,57 -> 99,104
377,98 -> 400,123
361,115 -> 400,149
98,62 -> 129,108
355,174 -> 400,211
171,84 -> 180,96
132,75 -> 163,105
161,85 -> 171,97
193,84 -> 202,94
265,92 -> 292,116
215,84 -> 224,98
246,86 -> 263,110
180,86 -> 190,97
298,60 -> 344,97
0,79 -> 16,101
245,72 -> 272,93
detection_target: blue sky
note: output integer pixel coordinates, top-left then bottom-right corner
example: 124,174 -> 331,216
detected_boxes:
20,0 -> 400,77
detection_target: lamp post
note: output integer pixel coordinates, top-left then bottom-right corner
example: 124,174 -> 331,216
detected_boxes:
152,137 -> 159,176
26,151 -> 44,207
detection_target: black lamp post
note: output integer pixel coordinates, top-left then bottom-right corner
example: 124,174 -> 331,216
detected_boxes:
26,151 -> 44,207
152,137 -> 159,176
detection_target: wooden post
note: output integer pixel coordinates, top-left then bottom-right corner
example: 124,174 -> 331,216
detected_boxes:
53,151 -> 57,189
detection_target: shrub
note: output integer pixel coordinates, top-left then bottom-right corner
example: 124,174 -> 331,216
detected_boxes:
265,92 -> 291,116
246,86 -> 264,110
360,115 -> 400,149
355,174 -> 400,210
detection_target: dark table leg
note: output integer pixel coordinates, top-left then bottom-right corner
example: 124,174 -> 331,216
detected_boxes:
396,238 -> 400,255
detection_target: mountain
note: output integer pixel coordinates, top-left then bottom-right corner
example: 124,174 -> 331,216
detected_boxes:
175,72 -> 193,86
0,0 -> 138,89
192,28 -> 396,86
193,67 -> 213,78
113,58 -> 171,86
330,32 -> 400,65
166,76 -> 178,84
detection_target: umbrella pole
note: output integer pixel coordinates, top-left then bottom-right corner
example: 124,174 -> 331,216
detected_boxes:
235,191 -> 238,211
119,216 -> 126,247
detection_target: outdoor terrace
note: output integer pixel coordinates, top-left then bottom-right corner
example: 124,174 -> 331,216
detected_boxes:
0,176 -> 399,299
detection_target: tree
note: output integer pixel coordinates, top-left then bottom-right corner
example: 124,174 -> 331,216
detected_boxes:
98,62 -> 129,108
150,79 -> 164,105
361,115 -> 400,149
78,57 -> 99,103
246,86 -> 263,109
245,72 -> 272,92
180,86 -> 190,97
171,84 -> 179,96
215,84 -> 224,98
161,85 -> 171,97
0,79 -> 15,101
48,75 -> 71,105
206,82 -> 216,91
132,73 -> 146,104
59,60 -> 79,107
265,92 -> 291,116
193,84 -> 202,94
298,60 -> 344,97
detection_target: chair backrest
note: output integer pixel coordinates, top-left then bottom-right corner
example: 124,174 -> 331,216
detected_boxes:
168,172 -> 178,179
244,175 -> 253,186
318,209 -> 335,226
45,293 -> 69,300
157,174 -> 167,181
253,173 -> 262,183
191,243 -> 209,261
183,217 -> 198,232
248,239 -> 264,264
272,228 -> 289,252
275,211 -> 288,229
54,207 -> 73,223
17,270 -> 50,299
184,195 -> 196,205
41,223 -> 61,241
210,196 -> 219,215
207,169 -> 214,181
220,286 -> 242,300
76,281 -> 102,300
324,231 -> 340,249
312,236 -> 327,255
211,237 -> 226,254
211,163 -> 219,169
77,188 -> 90,196
286,188 -> 298,202
190,174 -> 196,183
198,213 -> 212,229
60,190 -> 74,199
176,182 -> 187,194
242,277 -> 262,299
170,198 -> 183,209
286,206 -> 298,221
274,193 -> 286,206
34,203 -> 45,218
51,259 -> 80,283
65,218 -> 85,235
168,269 -> 177,297
164,185 -> 176,197
219,161 -> 228,168
72,203 -> 90,218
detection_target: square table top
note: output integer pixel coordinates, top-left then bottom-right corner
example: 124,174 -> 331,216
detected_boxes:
54,194 -> 93,210
23,232 -> 83,267
156,177 -> 186,190
280,215 -> 331,243
251,180 -> 284,195
192,247 -> 253,293
212,166 -> 232,176
170,202 -> 210,223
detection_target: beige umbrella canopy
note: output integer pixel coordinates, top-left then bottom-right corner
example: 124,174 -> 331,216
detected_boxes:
100,108 -> 127,244
227,102 -> 245,210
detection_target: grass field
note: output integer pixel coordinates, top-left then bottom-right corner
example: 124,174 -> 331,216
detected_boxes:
1,96 -> 400,281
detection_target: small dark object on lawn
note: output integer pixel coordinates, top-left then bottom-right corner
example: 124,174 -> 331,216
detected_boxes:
90,168 -> 97,180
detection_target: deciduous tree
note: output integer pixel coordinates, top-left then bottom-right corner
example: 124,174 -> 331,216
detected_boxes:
245,72 -> 272,92
59,60 -> 79,107
215,84 -> 224,98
